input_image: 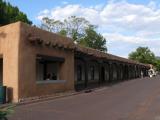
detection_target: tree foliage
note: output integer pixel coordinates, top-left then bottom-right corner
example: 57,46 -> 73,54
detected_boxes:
128,47 -> 160,71
41,16 -> 107,52
79,25 -> 107,52
128,47 -> 156,64
0,0 -> 32,26
41,16 -> 89,41
155,59 -> 160,71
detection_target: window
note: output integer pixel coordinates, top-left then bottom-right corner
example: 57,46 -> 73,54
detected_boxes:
36,55 -> 64,81
90,66 -> 95,80
77,65 -> 82,81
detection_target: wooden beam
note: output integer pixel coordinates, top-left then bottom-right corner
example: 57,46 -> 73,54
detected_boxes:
37,54 -> 65,63
45,41 -> 51,46
36,38 -> 43,45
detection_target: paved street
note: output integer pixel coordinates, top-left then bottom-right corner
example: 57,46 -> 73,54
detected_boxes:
9,75 -> 160,120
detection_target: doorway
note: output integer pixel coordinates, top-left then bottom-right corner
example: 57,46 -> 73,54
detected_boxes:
101,67 -> 105,83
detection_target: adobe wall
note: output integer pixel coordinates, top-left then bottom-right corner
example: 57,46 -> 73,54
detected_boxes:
0,22 -> 150,102
18,23 -> 75,100
0,22 -> 21,102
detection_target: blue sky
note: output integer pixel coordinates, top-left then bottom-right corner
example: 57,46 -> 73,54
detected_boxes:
6,0 -> 160,58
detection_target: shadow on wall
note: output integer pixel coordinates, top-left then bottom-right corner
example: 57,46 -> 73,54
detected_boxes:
0,32 -> 6,38
7,87 -> 13,103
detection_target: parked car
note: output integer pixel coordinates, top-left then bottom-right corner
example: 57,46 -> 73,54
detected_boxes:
148,69 -> 156,77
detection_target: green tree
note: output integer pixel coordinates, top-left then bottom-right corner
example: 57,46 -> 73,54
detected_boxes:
41,17 -> 63,32
0,0 -> 32,26
79,25 -> 107,52
63,16 -> 89,42
41,16 -> 107,52
128,47 -> 156,64
155,59 -> 160,71
41,16 -> 89,41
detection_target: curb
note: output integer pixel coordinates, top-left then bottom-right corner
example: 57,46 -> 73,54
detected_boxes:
17,86 -> 107,106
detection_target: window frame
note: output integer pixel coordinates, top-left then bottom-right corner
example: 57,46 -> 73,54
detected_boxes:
36,55 -> 65,83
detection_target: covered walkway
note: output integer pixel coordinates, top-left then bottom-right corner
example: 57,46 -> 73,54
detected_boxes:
75,46 -> 150,90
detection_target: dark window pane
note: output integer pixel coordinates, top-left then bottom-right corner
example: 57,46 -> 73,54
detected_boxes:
77,65 -> 82,81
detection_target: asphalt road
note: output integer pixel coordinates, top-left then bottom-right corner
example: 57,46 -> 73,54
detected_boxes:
9,75 -> 160,120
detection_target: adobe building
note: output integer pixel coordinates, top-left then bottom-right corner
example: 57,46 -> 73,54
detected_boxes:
0,22 -> 150,102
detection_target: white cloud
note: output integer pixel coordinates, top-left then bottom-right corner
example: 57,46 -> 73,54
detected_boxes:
148,1 -> 157,9
37,4 -> 102,25
36,0 -> 160,57
103,33 -> 147,44
62,1 -> 68,5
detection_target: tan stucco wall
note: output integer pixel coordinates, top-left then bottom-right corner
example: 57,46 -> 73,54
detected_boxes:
0,22 -> 75,102
0,22 -> 21,102
18,23 -> 75,100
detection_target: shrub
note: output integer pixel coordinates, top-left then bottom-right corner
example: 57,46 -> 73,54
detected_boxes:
0,105 -> 15,120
